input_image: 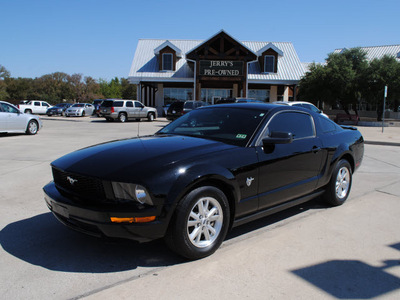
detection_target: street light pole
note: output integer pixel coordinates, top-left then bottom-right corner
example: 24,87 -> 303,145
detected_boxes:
382,85 -> 388,133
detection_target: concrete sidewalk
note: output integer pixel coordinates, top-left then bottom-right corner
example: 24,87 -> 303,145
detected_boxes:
357,126 -> 400,146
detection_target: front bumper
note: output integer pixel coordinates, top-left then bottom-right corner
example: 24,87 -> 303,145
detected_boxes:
43,182 -> 167,242
65,111 -> 82,116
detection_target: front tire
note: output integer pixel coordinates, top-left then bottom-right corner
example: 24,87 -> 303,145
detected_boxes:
82,111 -> 85,117
26,120 -> 38,135
323,159 -> 352,206
165,186 -> 230,260
147,112 -> 155,122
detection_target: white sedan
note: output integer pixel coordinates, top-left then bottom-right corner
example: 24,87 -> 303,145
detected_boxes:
0,101 -> 42,135
273,101 -> 329,118
65,103 -> 94,117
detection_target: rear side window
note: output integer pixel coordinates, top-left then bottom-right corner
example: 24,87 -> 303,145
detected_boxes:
267,112 -> 315,139
319,116 -> 340,133
101,100 -> 114,107
114,101 -> 124,107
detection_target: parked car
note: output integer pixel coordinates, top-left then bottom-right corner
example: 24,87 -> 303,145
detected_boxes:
215,98 -> 263,104
18,100 -> 52,114
0,101 -> 42,135
166,100 -> 208,121
100,99 -> 157,122
92,99 -> 104,116
273,101 -> 329,118
44,103 -> 364,259
46,103 -> 72,116
65,103 -> 94,117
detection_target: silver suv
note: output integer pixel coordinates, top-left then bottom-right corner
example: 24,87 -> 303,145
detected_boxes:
100,99 -> 157,122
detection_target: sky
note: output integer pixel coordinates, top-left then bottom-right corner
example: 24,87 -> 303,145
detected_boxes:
1,0 -> 399,81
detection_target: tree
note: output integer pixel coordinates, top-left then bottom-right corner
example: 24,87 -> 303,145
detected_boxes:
364,55 -> 400,119
299,48 -> 369,115
0,65 -> 10,100
121,78 -> 136,99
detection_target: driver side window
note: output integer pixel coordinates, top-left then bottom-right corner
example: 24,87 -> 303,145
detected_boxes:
267,112 -> 315,140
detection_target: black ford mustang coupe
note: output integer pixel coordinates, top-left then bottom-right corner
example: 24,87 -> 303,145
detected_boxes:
44,103 -> 364,259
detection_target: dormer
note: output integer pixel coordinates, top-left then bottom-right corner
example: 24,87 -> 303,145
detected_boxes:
154,40 -> 182,72
257,43 -> 283,73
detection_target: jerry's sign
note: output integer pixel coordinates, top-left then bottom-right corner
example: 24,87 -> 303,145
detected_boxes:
199,60 -> 243,76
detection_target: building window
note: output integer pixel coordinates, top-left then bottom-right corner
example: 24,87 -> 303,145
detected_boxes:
164,88 -> 193,104
162,53 -> 173,71
248,89 -> 270,102
264,55 -> 275,73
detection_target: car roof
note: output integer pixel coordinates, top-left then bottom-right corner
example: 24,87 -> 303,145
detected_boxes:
273,101 -> 315,106
201,102 -> 318,116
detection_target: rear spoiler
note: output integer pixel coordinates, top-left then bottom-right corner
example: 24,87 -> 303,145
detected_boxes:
341,125 -> 357,130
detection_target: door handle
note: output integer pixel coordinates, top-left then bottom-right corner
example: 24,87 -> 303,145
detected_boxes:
312,146 -> 321,153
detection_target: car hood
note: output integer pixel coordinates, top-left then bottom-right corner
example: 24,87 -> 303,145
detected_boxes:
51,135 -> 235,182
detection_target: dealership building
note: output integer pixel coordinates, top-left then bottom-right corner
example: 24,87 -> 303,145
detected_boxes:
128,30 -> 306,114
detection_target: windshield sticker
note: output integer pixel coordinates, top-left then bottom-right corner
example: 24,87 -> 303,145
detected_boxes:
236,134 -> 247,139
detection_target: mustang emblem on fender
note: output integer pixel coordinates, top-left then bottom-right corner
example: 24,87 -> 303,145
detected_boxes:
66,176 -> 78,185
246,177 -> 255,187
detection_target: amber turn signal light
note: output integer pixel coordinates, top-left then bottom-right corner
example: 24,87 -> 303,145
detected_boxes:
110,216 -> 156,223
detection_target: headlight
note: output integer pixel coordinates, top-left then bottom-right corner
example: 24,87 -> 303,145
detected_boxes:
111,182 -> 153,205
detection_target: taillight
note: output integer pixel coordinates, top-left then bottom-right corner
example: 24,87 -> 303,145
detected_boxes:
17,104 -> 19,108
111,107 -> 114,113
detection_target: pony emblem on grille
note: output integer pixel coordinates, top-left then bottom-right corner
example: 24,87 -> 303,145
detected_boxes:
67,176 -> 78,185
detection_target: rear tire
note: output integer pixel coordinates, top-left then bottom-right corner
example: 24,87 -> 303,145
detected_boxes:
323,159 -> 352,206
165,186 -> 230,260
118,113 -> 127,123
25,109 -> 32,114
82,111 -> 85,117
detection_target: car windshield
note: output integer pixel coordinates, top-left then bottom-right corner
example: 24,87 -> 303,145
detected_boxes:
72,104 -> 84,107
158,106 -> 268,146
184,102 -> 194,109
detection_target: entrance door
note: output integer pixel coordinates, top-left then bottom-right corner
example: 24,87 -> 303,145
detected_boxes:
201,89 -> 232,104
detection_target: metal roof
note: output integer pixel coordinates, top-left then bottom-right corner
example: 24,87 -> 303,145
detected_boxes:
129,37 -> 306,85
334,45 -> 400,61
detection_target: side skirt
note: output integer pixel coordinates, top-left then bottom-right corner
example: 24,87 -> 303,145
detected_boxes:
232,189 -> 325,228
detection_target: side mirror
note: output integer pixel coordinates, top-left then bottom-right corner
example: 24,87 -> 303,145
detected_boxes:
262,131 -> 293,154
262,131 -> 293,146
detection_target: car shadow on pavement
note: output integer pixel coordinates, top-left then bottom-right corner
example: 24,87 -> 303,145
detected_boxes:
0,212 -> 185,273
0,199 -> 329,273
291,254 -> 400,298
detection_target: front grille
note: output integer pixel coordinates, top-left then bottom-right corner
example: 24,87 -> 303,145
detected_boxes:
52,167 -> 106,202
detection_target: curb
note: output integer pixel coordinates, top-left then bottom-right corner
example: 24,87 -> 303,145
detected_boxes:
364,141 -> 400,147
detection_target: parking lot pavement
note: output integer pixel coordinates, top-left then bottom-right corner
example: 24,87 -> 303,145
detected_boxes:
1,117 -> 400,299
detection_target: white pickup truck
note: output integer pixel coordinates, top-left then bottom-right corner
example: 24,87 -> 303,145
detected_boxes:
18,100 -> 52,114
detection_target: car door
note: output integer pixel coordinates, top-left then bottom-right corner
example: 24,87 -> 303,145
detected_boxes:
256,111 -> 324,210
125,101 -> 135,118
0,103 -> 26,132
134,101 -> 146,118
42,102 -> 50,114
0,103 -> 6,131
